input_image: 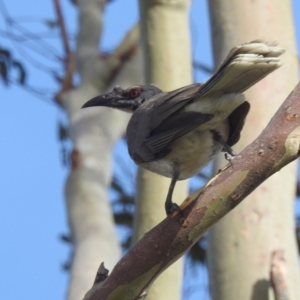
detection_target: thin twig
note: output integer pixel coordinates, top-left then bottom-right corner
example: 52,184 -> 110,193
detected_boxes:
53,0 -> 74,104
53,0 -> 71,57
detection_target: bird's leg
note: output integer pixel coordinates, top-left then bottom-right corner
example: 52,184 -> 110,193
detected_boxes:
211,130 -> 236,159
165,162 -> 181,216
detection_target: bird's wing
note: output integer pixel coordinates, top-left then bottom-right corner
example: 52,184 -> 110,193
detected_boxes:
226,101 -> 250,147
144,112 -> 213,160
195,41 -> 284,98
127,83 -> 213,163
148,83 -> 202,129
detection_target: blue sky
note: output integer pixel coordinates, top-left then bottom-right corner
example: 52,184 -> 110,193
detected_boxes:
0,1 -> 299,299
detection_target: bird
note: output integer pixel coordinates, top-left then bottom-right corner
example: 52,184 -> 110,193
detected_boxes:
82,41 -> 284,216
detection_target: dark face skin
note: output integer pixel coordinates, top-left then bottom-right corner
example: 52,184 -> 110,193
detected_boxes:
82,85 -> 162,112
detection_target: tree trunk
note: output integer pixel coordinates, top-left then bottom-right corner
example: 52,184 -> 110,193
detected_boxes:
132,1 -> 192,299
57,2 -> 143,298
207,1 -> 300,299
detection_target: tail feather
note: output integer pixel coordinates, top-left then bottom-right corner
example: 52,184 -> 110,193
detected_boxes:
196,41 -> 285,97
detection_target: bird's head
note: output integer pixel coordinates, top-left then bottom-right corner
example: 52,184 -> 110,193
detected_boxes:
82,85 -> 162,113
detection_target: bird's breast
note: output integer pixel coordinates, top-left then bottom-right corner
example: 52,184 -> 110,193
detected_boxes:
140,121 -> 229,180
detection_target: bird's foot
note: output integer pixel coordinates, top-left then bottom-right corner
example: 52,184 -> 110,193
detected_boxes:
211,130 -> 236,156
224,151 -> 236,161
224,144 -> 236,157
165,201 -> 181,217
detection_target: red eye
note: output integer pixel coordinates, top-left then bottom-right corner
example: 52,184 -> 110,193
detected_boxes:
130,89 -> 139,98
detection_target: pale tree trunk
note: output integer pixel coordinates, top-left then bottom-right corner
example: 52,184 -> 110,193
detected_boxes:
207,1 -> 300,299
55,1 -> 144,299
131,1 -> 192,299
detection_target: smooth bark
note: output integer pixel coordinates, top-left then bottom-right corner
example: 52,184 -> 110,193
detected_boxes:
57,3 -> 143,297
132,1 -> 192,299
208,1 -> 300,299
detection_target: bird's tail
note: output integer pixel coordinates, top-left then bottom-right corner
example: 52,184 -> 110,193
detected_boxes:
196,41 -> 285,98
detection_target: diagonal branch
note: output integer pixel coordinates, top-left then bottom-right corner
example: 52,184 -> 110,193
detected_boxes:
84,81 -> 300,300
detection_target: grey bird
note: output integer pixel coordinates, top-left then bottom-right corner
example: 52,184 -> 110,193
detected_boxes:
82,41 -> 284,216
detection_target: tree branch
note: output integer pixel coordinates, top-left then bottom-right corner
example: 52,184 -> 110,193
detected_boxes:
84,81 -> 300,300
53,0 -> 74,103
53,0 -> 71,56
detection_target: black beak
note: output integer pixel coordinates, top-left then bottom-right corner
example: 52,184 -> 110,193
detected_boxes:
82,92 -> 139,112
82,94 -> 115,109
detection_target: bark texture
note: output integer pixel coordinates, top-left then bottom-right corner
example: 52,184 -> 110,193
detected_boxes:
207,1 -> 300,300
132,1 -> 193,299
84,81 -> 300,300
